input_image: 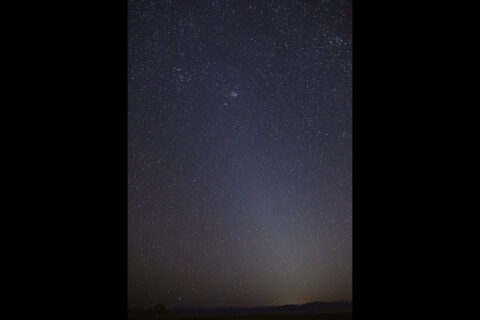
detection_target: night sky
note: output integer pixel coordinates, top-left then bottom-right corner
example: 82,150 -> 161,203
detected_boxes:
128,0 -> 351,309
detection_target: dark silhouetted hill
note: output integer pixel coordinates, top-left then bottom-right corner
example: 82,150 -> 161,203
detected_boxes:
175,301 -> 352,315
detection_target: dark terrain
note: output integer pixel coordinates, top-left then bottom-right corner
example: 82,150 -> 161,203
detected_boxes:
128,301 -> 352,320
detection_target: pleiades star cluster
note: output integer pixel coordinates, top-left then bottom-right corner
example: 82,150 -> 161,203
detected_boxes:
128,0 -> 351,309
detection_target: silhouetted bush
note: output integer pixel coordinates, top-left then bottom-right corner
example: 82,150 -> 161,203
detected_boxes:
154,303 -> 166,313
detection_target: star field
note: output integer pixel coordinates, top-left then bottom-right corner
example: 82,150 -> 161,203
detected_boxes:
128,0 -> 351,309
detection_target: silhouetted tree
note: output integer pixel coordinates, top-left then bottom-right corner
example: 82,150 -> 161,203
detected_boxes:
154,303 -> 166,314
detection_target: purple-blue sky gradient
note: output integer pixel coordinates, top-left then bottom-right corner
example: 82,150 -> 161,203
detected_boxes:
128,0 -> 351,309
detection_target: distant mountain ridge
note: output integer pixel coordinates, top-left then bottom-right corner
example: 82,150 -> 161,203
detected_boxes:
175,301 -> 352,315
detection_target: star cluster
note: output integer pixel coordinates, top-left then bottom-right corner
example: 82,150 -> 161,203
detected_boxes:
128,0 -> 351,309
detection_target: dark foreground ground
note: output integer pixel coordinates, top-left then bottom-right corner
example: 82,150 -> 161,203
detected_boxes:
128,312 -> 352,320
129,301 -> 352,320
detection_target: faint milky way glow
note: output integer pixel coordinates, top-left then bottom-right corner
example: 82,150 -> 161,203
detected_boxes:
129,0 -> 351,309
